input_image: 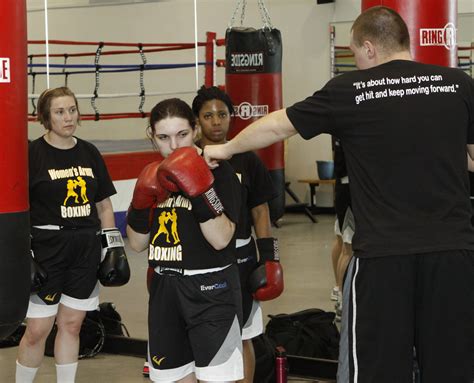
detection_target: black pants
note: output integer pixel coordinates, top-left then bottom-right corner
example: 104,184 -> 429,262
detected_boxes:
337,251 -> 474,383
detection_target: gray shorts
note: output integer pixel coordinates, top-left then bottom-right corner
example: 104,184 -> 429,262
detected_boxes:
236,237 -> 263,340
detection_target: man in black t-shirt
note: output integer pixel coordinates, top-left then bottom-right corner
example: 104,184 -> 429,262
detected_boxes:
204,6 -> 474,383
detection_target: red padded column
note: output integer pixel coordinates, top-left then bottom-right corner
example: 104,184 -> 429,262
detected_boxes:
362,0 -> 457,67
0,0 -> 30,339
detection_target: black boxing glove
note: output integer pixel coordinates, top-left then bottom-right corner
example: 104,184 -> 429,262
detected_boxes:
30,250 -> 48,294
98,228 -> 130,287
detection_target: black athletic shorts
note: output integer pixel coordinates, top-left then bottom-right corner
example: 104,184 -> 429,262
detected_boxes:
148,263 -> 243,380
338,250 -> 474,383
28,226 -> 101,315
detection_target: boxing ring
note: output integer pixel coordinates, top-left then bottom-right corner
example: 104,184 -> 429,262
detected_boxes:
26,36 -> 226,236
26,24 -> 288,230
27,36 -> 224,118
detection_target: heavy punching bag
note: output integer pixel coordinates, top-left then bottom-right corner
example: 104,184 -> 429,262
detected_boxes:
225,26 -> 285,223
362,0 -> 457,67
0,0 -> 30,339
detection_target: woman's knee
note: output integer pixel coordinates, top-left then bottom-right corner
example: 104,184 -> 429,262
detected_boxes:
55,311 -> 85,336
23,318 -> 55,345
56,320 -> 82,336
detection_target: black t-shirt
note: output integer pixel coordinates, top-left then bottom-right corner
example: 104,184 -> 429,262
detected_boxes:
229,151 -> 276,239
29,136 -> 116,228
287,60 -> 474,257
148,160 -> 241,269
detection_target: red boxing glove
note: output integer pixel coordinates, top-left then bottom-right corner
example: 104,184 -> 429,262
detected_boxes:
128,159 -> 169,234
248,237 -> 284,301
131,160 -> 168,209
157,147 -> 225,222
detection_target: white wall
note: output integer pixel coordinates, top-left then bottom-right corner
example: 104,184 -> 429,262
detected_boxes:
459,13 -> 474,43
333,0 -> 360,22
459,0 -> 474,13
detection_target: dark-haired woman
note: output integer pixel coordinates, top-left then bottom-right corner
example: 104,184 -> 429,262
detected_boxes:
127,98 -> 243,383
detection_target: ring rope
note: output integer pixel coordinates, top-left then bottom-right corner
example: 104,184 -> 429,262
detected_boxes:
28,45 -> 208,59
28,63 -> 211,69
28,62 -> 210,76
28,36 -> 224,120
29,39 -> 209,47
28,112 -> 150,122
333,45 -> 474,52
331,45 -> 474,76
28,89 -> 198,100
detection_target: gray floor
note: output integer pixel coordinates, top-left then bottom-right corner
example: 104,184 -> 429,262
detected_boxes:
0,213 -> 338,382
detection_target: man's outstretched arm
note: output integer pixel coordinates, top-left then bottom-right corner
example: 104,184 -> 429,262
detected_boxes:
204,109 -> 297,167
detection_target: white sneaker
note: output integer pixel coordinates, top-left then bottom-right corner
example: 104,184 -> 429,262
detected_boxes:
331,286 -> 340,301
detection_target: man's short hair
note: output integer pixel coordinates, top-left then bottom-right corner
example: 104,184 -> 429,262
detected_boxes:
351,6 -> 410,53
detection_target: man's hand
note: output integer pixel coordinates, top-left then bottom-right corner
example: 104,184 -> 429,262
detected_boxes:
203,143 -> 232,169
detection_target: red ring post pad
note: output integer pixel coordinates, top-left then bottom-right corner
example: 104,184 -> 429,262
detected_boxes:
225,27 -> 285,222
0,0 -> 31,339
361,0 -> 457,68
